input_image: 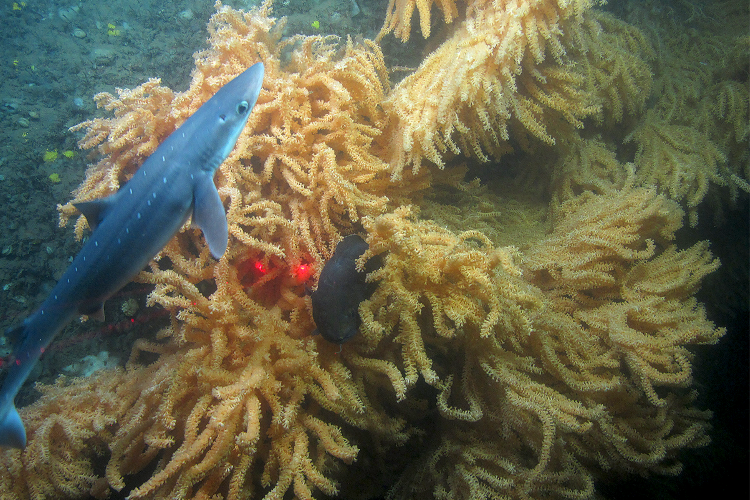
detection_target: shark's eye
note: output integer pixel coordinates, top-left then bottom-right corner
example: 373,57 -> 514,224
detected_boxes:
237,100 -> 249,114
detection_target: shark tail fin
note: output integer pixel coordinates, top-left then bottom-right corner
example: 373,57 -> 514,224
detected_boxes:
0,404 -> 26,448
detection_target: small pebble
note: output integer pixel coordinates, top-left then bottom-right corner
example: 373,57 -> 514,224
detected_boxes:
178,9 -> 194,21
17,117 -> 30,128
91,47 -> 116,66
73,28 -> 87,39
58,5 -> 79,23
28,110 -> 39,120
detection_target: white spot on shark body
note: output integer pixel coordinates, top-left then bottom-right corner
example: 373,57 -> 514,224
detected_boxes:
162,156 -> 166,162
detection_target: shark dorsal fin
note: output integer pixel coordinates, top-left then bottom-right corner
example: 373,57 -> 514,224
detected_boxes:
73,196 -> 116,231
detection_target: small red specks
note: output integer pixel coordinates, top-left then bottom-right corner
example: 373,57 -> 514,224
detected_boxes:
254,261 -> 267,274
40,347 -> 45,354
15,359 -> 21,366
291,263 -> 313,283
237,256 -> 271,288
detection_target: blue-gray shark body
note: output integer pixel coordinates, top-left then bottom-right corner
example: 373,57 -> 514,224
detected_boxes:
0,62 -> 264,449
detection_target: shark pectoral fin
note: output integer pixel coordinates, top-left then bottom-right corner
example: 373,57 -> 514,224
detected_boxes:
0,404 -> 26,448
78,300 -> 105,321
194,176 -> 228,259
74,195 -> 117,231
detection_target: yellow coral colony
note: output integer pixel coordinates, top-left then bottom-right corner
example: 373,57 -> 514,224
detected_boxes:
375,183 -> 722,498
380,0 -> 604,179
623,1 -> 750,225
0,0 -> 741,499
379,0 -> 459,41
9,3 -> 410,498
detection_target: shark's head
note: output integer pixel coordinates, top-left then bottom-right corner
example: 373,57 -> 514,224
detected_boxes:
179,62 -> 265,172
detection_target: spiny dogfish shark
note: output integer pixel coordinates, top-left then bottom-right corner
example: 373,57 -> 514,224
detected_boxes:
0,62 -> 264,449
